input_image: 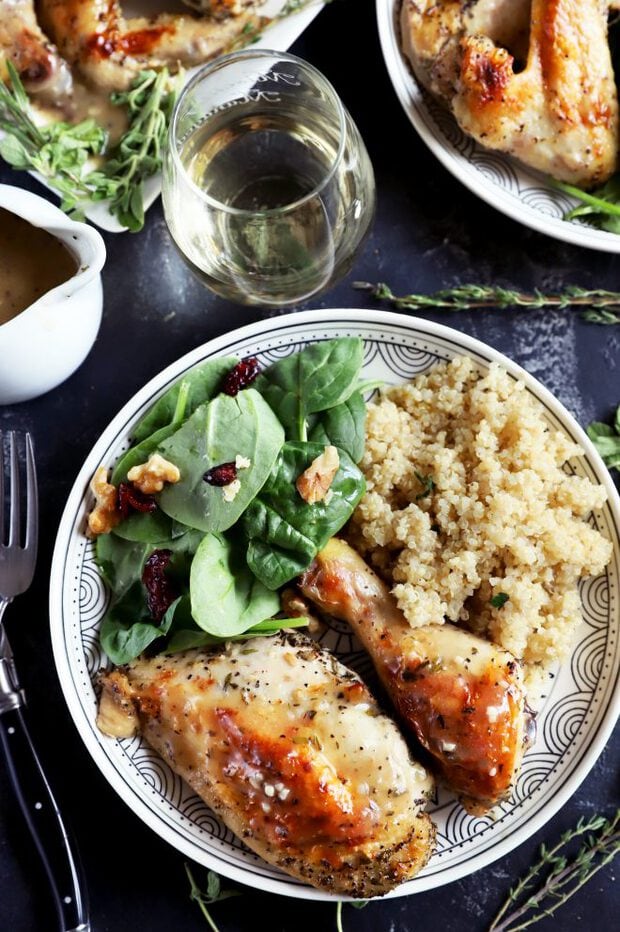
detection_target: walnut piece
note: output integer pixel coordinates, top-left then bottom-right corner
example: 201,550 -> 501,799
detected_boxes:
127,453 -> 181,494
87,466 -> 120,537
296,445 -> 340,504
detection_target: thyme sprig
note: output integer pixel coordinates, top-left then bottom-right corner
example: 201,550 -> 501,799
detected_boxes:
489,811 -> 620,932
0,63 -> 179,230
354,281 -> 620,324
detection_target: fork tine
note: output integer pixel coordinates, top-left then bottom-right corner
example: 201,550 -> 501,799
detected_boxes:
24,433 -> 38,551
8,431 -> 20,547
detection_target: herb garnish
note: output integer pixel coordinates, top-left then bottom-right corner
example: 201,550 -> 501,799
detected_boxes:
489,810 -> 620,932
490,592 -> 510,609
554,176 -> 620,235
587,403 -> 620,470
415,472 -> 435,500
186,863 -> 243,932
0,63 -> 178,231
186,812 -> 619,931
355,281 -> 620,325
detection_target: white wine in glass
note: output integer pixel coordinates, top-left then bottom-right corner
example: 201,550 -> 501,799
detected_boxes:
162,50 -> 375,307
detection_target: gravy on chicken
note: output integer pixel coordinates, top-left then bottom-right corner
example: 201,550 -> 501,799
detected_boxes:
0,208 -> 77,325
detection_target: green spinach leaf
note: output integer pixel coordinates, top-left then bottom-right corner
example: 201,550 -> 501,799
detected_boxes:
112,423 -> 180,485
95,534 -> 150,601
157,389 -> 284,533
190,533 -> 279,636
100,586 -> 179,665
308,390 -> 366,462
132,356 -> 236,443
242,441 -> 366,589
110,509 -> 176,543
95,527 -> 204,601
253,338 -> 364,440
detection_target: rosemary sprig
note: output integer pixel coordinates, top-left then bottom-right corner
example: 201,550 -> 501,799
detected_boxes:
0,63 -> 179,231
185,863 -> 243,932
354,281 -> 620,324
489,811 -> 620,932
0,61 -> 107,211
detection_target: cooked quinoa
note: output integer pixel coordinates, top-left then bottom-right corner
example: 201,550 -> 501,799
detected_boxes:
348,356 -> 613,702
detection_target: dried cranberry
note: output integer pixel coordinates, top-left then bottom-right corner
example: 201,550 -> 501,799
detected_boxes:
117,481 -> 158,518
221,357 -> 260,396
142,549 -> 177,623
203,462 -> 237,486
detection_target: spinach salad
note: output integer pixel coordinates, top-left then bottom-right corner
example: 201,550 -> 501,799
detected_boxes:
94,338 -> 369,664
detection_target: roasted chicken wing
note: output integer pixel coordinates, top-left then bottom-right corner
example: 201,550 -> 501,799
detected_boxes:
38,0 -> 267,92
0,0 -> 72,100
97,631 -> 435,897
401,0 -> 619,187
300,539 -> 533,812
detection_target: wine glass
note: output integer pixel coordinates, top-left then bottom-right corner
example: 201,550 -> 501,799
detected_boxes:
162,49 -> 375,307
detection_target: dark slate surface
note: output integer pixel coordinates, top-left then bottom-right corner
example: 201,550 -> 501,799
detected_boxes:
0,2 -> 618,930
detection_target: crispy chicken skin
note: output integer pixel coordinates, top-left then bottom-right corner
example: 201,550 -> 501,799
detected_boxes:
0,0 -> 72,100
300,539 -> 532,812
38,0 -> 267,92
401,0 -> 619,187
97,631 -> 435,897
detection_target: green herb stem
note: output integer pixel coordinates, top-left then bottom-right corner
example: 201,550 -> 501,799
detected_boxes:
489,812 -> 620,932
0,63 -> 179,231
185,864 -> 243,931
553,179 -> 620,218
354,281 -> 620,325
185,864 -> 224,932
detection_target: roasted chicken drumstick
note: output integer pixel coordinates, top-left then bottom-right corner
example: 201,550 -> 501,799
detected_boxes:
97,631 -> 435,897
300,539 -> 533,812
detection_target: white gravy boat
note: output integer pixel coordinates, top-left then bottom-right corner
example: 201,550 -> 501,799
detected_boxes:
0,184 -> 106,404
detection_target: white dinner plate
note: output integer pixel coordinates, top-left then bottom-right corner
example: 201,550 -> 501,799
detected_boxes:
376,0 -> 620,253
18,0 -> 324,232
50,310 -> 620,900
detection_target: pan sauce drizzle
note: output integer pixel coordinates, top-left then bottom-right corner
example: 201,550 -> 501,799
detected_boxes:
0,209 -> 77,325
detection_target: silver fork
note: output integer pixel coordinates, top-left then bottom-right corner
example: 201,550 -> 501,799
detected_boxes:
0,431 -> 90,932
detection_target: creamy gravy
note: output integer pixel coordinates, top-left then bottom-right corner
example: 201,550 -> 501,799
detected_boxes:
0,209 -> 78,325
35,80 -> 128,148
69,80 -> 128,146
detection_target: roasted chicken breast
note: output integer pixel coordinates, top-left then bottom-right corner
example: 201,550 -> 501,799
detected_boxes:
300,539 -> 533,812
38,0 -> 267,92
97,631 -> 435,897
401,0 -> 619,187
